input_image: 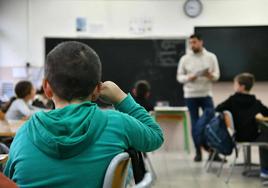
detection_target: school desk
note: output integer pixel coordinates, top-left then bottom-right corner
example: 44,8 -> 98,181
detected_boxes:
0,120 -> 25,137
153,106 -> 190,153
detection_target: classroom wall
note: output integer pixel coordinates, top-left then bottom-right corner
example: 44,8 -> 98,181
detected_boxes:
1,0 -> 268,102
1,0 -> 268,67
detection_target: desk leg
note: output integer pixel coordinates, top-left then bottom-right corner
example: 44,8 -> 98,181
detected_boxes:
183,112 -> 190,154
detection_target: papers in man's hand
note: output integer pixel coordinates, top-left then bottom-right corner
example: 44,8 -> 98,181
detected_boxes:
195,68 -> 209,77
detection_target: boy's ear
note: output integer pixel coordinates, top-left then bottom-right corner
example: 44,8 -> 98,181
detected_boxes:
42,79 -> 53,99
240,85 -> 246,92
145,92 -> 150,98
91,83 -> 101,101
132,88 -> 136,96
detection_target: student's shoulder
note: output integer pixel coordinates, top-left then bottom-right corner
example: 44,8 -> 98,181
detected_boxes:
104,109 -> 129,120
103,109 -> 137,128
255,98 -> 267,107
204,49 -> 216,56
180,53 -> 191,61
9,121 -> 30,150
12,98 -> 26,106
13,121 -> 28,138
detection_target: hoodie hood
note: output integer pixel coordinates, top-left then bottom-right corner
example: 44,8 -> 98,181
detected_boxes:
232,92 -> 257,108
27,102 -> 108,159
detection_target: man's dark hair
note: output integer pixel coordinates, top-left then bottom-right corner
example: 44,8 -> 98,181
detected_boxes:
190,34 -> 202,41
234,73 -> 255,91
15,81 -> 33,98
134,80 -> 151,98
45,41 -> 102,101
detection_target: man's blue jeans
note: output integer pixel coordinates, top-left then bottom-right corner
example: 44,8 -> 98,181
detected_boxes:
185,96 -> 215,153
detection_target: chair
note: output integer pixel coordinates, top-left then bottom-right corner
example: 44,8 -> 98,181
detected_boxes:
0,110 -> 5,121
103,152 -> 131,188
0,143 -> 9,172
142,153 -> 157,182
133,172 -> 153,188
205,111 -> 233,176
0,154 -> 8,164
0,173 -> 18,188
103,151 -> 154,188
224,110 -> 268,184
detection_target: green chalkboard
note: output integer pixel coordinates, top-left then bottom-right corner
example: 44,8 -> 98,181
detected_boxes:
45,38 -> 186,106
195,26 -> 268,81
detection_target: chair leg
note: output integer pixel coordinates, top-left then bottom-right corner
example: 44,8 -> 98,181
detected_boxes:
226,147 -> 240,184
206,151 -> 216,173
243,146 -> 250,171
217,155 -> 226,177
143,153 -> 157,181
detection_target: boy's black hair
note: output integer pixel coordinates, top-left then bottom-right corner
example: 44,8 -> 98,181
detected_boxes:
36,87 -> 44,95
45,41 -> 102,101
234,73 -> 255,91
134,80 -> 151,99
15,81 -> 33,99
190,34 -> 202,41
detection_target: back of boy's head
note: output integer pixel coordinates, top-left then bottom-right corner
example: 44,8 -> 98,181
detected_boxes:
15,81 -> 33,99
45,41 -> 102,101
134,80 -> 151,98
234,73 -> 255,91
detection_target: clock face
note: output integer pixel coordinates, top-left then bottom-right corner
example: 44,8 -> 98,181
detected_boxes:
184,0 -> 203,18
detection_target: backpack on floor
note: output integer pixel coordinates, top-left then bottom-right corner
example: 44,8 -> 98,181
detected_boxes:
204,113 -> 235,155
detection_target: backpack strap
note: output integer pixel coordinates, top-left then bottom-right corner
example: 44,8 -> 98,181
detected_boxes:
126,148 -> 146,184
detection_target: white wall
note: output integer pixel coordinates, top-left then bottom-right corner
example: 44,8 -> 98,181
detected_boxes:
0,0 -> 28,67
1,0 -> 268,100
1,0 -> 268,67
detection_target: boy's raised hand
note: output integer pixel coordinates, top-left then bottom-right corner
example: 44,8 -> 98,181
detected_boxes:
99,81 -> 127,105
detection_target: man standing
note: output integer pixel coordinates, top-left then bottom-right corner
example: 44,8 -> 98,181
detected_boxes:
177,34 -> 220,162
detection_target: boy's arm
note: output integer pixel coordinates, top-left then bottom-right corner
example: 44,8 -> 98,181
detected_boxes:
115,95 -> 163,152
215,96 -> 232,112
16,100 -> 34,117
177,57 -> 193,83
100,81 -> 163,152
210,54 -> 220,81
3,148 -> 15,179
258,100 -> 268,116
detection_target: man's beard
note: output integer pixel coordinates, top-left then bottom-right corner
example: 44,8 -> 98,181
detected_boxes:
192,48 -> 201,53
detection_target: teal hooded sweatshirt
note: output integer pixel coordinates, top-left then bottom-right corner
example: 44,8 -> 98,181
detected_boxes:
4,95 -> 163,188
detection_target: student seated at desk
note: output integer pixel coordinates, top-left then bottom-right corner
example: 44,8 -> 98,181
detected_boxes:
32,87 -> 54,109
4,41 -> 163,188
216,73 -> 268,179
132,80 -> 154,112
5,81 -> 41,121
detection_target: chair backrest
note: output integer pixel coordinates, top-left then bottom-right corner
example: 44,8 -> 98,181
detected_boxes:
223,110 -> 235,135
0,110 -> 5,121
103,152 -> 131,188
0,154 -> 8,164
0,143 -> 10,154
133,172 -> 153,188
0,173 -> 17,188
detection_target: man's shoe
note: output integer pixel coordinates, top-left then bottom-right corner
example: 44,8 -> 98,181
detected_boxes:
194,154 -> 202,162
261,169 -> 268,179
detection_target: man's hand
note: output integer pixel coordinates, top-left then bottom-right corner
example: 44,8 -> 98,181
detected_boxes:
188,74 -> 197,81
204,71 -> 214,80
99,81 -> 127,105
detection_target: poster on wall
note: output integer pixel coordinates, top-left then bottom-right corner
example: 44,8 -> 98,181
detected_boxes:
76,17 -> 87,32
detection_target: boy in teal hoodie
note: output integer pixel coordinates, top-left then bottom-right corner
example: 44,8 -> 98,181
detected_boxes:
4,41 -> 164,188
